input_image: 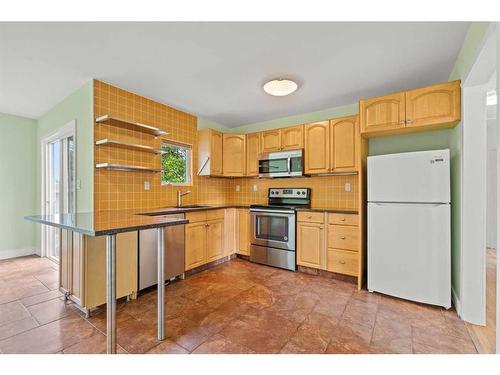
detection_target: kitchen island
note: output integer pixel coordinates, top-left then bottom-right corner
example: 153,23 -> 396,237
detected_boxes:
25,210 -> 188,354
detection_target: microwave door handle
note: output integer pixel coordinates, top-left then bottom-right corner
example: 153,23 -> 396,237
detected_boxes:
287,156 -> 291,174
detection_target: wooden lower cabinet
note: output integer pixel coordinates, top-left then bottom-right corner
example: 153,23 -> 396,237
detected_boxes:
184,209 -> 226,271
327,249 -> 358,276
59,229 -> 138,311
236,209 -> 250,255
185,222 -> 207,270
224,208 -> 237,255
297,221 -> 326,269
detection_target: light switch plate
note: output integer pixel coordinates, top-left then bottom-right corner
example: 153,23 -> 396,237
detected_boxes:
253,184 -> 258,192
235,185 -> 240,192
144,181 -> 150,191
345,182 -> 351,192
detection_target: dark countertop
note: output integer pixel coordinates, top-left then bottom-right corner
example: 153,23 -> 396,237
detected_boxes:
25,210 -> 188,236
140,204 -> 250,215
296,207 -> 359,214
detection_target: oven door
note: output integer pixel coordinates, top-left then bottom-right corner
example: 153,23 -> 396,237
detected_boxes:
250,209 -> 296,251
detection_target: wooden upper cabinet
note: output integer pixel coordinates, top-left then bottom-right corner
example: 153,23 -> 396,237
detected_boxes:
222,134 -> 246,176
246,133 -> 260,176
405,80 -> 460,129
360,92 -> 406,135
281,125 -> 304,150
330,116 -> 359,173
260,129 -> 281,152
304,121 -> 330,174
198,129 -> 223,176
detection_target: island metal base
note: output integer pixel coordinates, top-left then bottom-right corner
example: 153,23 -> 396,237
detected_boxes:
105,227 -> 165,354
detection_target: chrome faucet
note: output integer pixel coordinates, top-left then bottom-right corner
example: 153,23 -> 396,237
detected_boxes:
177,190 -> 191,207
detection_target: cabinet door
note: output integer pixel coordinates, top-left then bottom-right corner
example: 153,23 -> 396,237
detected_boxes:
260,129 -> 282,152
224,208 -> 237,255
360,92 -> 406,135
237,209 -> 250,255
223,134 -> 246,176
185,222 -> 207,270
246,133 -> 260,176
297,222 -> 325,269
330,116 -> 359,172
405,80 -> 460,129
304,121 -> 330,174
206,219 -> 224,262
210,130 -> 223,176
281,125 -> 304,150
59,229 -> 71,296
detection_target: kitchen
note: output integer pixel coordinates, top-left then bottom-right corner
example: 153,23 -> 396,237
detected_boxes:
0,18 -> 498,362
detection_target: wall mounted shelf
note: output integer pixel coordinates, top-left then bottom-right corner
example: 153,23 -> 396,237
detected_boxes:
95,115 -> 168,137
95,139 -> 166,154
95,163 -> 163,173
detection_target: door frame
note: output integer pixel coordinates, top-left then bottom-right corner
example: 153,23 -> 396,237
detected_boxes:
40,120 -> 76,259
460,24 -> 496,326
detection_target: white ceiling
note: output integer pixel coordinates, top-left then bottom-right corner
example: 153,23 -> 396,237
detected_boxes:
0,22 -> 469,127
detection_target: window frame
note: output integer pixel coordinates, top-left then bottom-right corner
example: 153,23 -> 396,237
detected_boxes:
160,140 -> 193,187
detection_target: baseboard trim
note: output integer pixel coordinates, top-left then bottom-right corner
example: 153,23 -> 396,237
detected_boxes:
0,247 -> 38,260
452,287 -> 461,316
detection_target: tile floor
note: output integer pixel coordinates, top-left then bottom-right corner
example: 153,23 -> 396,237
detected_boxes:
0,255 -> 479,354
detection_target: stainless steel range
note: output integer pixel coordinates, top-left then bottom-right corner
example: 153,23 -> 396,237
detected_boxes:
249,188 -> 311,271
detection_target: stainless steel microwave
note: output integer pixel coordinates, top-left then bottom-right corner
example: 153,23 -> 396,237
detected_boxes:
258,149 -> 304,178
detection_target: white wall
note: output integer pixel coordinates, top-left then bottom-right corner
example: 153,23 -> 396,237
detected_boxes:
487,115 -> 497,249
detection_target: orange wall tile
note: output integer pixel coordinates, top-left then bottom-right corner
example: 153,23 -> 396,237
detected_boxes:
94,80 -> 358,211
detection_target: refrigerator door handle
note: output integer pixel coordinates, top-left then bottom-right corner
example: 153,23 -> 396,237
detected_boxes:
370,202 -> 449,207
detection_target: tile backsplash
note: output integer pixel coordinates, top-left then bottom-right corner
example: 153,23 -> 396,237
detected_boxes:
94,80 -> 358,211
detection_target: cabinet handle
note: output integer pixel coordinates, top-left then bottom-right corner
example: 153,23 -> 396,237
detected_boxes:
399,120 -> 405,124
339,260 -> 346,264
407,119 -> 412,124
319,226 -> 324,230
340,236 -> 346,240
340,218 -> 346,221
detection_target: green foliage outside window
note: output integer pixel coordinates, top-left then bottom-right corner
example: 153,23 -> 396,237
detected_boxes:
161,142 -> 191,185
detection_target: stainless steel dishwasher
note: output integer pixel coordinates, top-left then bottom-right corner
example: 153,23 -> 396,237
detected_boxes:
138,213 -> 185,291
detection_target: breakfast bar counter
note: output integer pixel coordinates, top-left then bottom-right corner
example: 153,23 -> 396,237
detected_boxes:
25,210 -> 188,354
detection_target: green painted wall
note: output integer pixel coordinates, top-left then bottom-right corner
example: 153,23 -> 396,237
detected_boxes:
35,81 -> 94,247
0,113 -> 38,259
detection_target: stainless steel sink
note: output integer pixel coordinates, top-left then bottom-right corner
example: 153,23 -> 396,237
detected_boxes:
140,205 -> 211,216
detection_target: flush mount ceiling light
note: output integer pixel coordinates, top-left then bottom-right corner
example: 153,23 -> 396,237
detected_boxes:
487,90 -> 497,106
263,79 -> 298,97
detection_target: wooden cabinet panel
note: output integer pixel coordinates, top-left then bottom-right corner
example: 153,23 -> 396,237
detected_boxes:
185,222 -> 207,270
224,208 -> 237,256
297,211 -> 325,223
84,231 -> 138,309
237,209 -> 250,255
71,232 -> 83,305
246,133 -> 260,176
223,134 -> 246,176
328,225 -> 359,252
198,129 -> 223,176
59,229 -> 70,295
406,80 -> 460,129
206,209 -> 225,221
260,129 -> 282,152
327,249 -> 358,276
330,116 -> 358,172
360,92 -> 406,135
206,219 -> 224,262
281,125 -> 304,150
328,213 -> 359,226
304,121 -> 330,174
185,211 -> 207,223
297,222 -> 325,269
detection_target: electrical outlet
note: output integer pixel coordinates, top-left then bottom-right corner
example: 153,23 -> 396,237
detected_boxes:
345,182 -> 351,192
144,181 -> 150,191
235,185 -> 240,192
76,179 -> 81,190
253,184 -> 258,192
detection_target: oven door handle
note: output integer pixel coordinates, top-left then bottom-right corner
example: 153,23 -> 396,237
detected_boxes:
250,208 -> 295,215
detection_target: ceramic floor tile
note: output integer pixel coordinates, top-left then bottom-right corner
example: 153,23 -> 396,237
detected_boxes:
0,300 -> 31,326
27,298 -> 78,325
192,334 -> 255,354
0,316 -> 39,341
146,339 -> 189,354
20,289 -> 63,307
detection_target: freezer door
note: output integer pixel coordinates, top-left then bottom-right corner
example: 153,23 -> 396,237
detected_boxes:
368,149 -> 450,203
367,202 -> 451,308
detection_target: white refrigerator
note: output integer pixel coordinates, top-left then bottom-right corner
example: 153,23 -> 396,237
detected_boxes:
367,149 -> 451,308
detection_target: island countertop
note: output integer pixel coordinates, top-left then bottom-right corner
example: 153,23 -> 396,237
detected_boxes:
25,209 -> 189,236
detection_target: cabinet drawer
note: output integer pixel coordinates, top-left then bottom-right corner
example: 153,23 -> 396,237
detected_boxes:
185,211 -> 207,223
328,213 -> 359,226
328,225 -> 359,251
297,211 -> 325,223
328,249 -> 358,276
206,209 -> 225,221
